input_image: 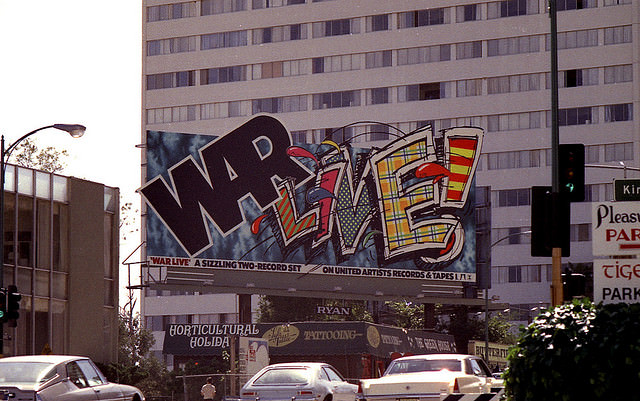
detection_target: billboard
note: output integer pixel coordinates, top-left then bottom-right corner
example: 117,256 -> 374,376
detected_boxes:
140,116 -> 483,299
592,201 -> 640,256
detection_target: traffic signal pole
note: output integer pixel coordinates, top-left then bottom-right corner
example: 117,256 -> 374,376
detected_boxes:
549,0 -> 564,306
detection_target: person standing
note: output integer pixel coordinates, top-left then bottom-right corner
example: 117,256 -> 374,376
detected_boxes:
201,377 -> 216,401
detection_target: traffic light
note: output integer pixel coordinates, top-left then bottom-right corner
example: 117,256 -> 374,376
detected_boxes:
0,288 -> 6,323
6,285 -> 21,327
531,186 -> 570,257
559,143 -> 585,202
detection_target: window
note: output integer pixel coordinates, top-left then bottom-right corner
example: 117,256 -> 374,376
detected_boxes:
398,8 -> 449,29
508,266 -> 522,283
253,60 -> 307,79
368,87 -> 390,105
313,18 -> 360,38
253,0 -> 306,8
399,82 -> 450,102
604,65 -> 632,84
365,51 -> 392,69
201,30 -> 247,50
201,0 -> 246,15
487,112 -> 542,132
147,2 -> 197,21
200,66 -> 246,84
585,145 -> 599,163
556,0 -> 597,10
252,95 -> 307,114
367,124 -> 390,142
550,107 -> 595,126
367,14 -> 390,32
548,29 -> 598,50
488,73 -> 541,94
604,143 -> 633,162
571,224 -> 591,242
312,91 -> 361,109
456,79 -> 482,97
456,4 -> 480,22
456,41 -> 482,59
487,0 -> 538,19
146,71 -> 196,90
397,45 -> 450,65
604,0 -> 632,5
604,26 -> 632,45
312,54 -> 360,74
605,103 -> 633,122
492,188 -> 531,207
487,35 -> 540,56
487,150 -> 540,170
147,36 -> 197,56
253,24 -> 307,44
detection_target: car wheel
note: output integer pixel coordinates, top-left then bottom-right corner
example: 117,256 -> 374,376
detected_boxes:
323,395 -> 333,401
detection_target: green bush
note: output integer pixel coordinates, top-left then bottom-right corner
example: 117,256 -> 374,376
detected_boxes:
504,300 -> 640,401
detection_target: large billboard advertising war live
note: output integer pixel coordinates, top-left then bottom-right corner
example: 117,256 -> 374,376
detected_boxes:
140,116 -> 482,296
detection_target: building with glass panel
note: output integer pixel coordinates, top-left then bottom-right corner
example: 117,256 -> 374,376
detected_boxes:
141,0 -> 638,364
1,164 -> 119,363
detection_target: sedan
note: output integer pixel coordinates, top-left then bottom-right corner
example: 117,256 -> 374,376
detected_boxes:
358,354 -> 501,401
0,355 -> 145,401
240,362 -> 358,401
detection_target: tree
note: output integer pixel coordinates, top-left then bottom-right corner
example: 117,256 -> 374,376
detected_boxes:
504,300 -> 640,401
10,138 -> 69,173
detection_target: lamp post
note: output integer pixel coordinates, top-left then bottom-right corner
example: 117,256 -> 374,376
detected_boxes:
0,123 -> 85,355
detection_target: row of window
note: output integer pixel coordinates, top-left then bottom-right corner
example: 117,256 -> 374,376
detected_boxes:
145,311 -> 237,331
491,181 -> 621,207
483,142 -> 632,171
147,0 -> 630,22
492,223 -> 590,247
147,19 -> 632,56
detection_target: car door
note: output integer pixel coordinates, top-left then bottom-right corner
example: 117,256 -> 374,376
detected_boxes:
322,366 -> 356,401
75,359 -> 123,401
467,358 -> 492,393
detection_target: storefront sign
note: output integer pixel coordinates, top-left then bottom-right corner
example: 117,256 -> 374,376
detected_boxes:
163,322 -> 456,357
592,202 -> 640,256
593,259 -> 640,304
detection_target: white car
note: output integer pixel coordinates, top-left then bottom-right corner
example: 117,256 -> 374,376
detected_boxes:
358,354 -> 500,401
0,355 -> 145,401
240,362 -> 358,401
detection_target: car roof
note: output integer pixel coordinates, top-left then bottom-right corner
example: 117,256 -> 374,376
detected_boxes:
0,355 -> 88,364
264,362 -> 328,368
391,354 -> 475,362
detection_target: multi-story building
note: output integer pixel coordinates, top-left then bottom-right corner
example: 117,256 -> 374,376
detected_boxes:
141,0 -> 638,364
2,164 -> 120,363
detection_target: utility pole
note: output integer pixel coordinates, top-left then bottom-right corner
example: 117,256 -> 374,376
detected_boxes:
549,0 -> 564,306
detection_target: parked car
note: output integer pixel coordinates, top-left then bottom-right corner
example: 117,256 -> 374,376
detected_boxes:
240,362 -> 358,401
358,354 -> 501,401
0,355 -> 145,401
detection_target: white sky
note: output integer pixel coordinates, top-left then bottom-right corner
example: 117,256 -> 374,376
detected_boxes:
0,1 -> 143,301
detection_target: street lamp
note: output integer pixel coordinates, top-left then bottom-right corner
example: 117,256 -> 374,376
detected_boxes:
0,123 -> 85,355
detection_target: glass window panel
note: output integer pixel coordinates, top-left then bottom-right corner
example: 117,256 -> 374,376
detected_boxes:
18,195 -> 34,267
17,167 -> 33,196
51,300 -> 67,354
52,272 -> 67,299
36,199 -> 51,269
52,176 -> 67,202
35,269 -> 50,297
3,196 -> 15,265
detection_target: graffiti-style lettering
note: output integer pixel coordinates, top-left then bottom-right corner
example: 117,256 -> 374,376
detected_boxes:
140,116 -> 313,256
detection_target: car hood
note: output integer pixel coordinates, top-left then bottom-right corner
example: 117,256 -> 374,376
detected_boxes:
360,371 -> 461,395
0,383 -> 38,392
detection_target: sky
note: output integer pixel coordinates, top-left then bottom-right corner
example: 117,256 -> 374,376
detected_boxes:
0,1 -> 143,302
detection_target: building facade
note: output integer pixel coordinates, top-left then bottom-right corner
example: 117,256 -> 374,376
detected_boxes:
1,164 -> 119,364
141,0 -> 639,360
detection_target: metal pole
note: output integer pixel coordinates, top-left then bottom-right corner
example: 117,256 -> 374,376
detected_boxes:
0,135 -> 4,355
549,0 -> 564,306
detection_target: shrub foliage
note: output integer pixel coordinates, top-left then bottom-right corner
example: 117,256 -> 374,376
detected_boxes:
504,300 -> 640,401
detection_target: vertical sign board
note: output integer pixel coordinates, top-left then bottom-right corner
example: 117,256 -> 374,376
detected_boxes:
140,116 -> 483,297
592,201 -> 640,304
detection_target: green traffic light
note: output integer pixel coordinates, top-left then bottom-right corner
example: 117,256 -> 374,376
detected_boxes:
566,183 -> 575,192
0,310 -> 4,319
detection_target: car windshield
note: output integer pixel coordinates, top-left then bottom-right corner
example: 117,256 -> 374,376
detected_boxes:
0,362 -> 57,384
253,368 -> 309,385
385,359 -> 462,375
